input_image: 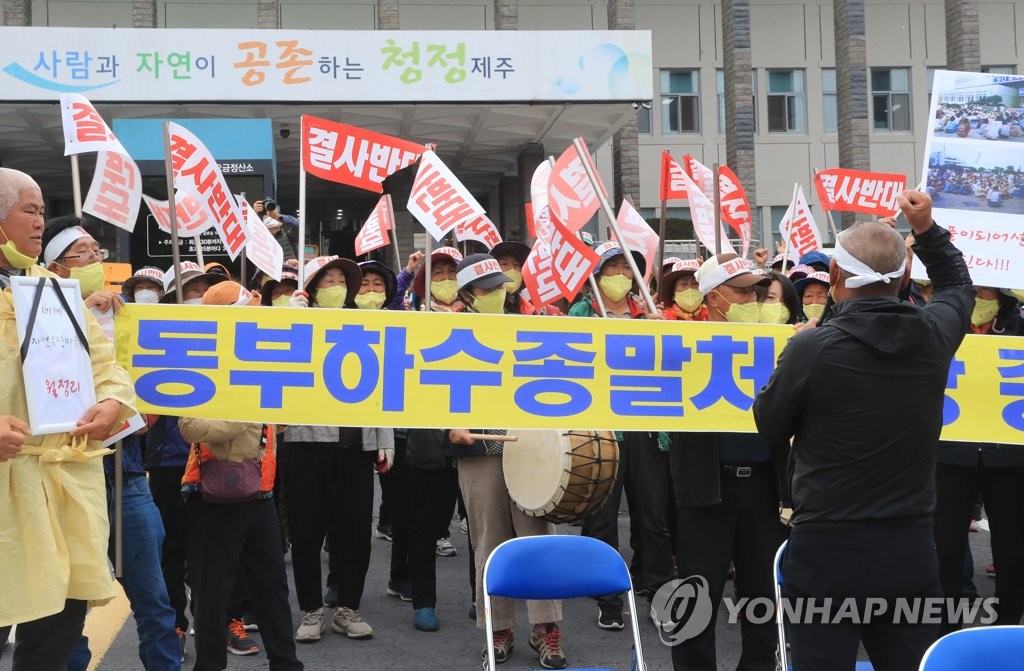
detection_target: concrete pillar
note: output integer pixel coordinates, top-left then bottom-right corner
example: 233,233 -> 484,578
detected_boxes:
516,143 -> 545,241
607,0 -> 640,210
378,0 -> 399,29
833,0 -> 870,228
257,0 -> 280,29
495,0 -> 517,30
722,0 -> 759,240
498,176 -> 521,241
131,0 -> 156,27
3,0 -> 31,25
945,0 -> 980,72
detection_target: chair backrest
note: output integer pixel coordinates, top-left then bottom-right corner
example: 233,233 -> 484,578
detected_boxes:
919,626 -> 1024,670
484,535 -> 632,600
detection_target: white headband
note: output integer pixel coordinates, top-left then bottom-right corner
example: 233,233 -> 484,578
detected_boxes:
456,258 -> 502,288
43,226 -> 91,265
833,234 -> 906,289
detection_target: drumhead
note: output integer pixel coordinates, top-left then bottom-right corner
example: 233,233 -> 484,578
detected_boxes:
502,429 -> 572,515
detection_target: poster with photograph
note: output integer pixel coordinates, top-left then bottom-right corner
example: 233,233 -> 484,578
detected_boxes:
923,70 -> 1024,287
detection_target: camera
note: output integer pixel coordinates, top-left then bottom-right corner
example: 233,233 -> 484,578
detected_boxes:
279,124 -> 291,139
264,197 -> 277,212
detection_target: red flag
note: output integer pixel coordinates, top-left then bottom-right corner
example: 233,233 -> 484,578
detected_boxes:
659,151 -> 688,201
524,203 -> 535,238
407,150 -> 487,241
814,168 -> 906,216
354,195 -> 395,256
548,139 -> 605,233
682,155 -> 715,201
143,192 -> 214,237
718,166 -> 752,258
549,212 -> 601,298
615,200 -> 658,281
301,115 -> 425,193
83,151 -> 142,233
678,168 -> 736,256
59,93 -> 128,156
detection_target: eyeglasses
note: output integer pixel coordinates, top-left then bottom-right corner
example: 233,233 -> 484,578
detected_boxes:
59,248 -> 109,262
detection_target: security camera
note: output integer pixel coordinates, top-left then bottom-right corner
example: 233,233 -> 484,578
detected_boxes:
279,124 -> 291,139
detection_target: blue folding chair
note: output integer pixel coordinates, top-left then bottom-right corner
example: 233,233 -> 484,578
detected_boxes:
918,626 -> 1024,670
774,540 -> 874,671
483,534 -> 646,671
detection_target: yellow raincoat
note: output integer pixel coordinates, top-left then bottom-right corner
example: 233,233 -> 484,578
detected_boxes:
0,265 -> 136,627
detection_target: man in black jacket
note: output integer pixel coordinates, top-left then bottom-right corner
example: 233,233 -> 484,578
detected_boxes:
753,190 -> 974,670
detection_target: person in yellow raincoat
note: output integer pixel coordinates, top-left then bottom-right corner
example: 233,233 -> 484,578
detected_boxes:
0,168 -> 136,670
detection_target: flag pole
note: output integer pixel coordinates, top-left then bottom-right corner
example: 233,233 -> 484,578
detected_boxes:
572,138 -> 658,314
71,155 -> 83,218
387,195 -> 402,272
239,192 -> 249,286
194,236 -> 204,266
114,444 -> 123,576
813,171 -> 841,242
780,183 -> 799,276
713,163 -> 722,256
297,169 -> 307,288
548,155 -> 607,318
163,122 -> 184,303
423,232 -> 432,311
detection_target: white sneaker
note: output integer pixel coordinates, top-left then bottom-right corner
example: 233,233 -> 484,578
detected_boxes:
332,607 -> 373,639
295,607 -> 327,642
436,537 -> 457,557
459,518 -> 469,534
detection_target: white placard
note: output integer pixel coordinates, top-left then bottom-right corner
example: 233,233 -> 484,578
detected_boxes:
11,276 -> 97,435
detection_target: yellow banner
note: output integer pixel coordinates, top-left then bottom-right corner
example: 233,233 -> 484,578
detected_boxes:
113,304 -> 1024,444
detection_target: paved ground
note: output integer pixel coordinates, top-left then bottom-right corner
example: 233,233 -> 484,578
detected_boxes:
1,484 -> 997,671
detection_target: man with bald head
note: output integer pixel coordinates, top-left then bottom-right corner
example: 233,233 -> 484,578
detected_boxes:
754,191 -> 974,670
0,168 -> 137,669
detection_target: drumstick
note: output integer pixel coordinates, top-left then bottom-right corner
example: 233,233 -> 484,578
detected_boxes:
467,433 -> 519,442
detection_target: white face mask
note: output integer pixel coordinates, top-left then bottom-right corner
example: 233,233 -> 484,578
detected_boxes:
183,297 -> 203,305
133,289 -> 159,304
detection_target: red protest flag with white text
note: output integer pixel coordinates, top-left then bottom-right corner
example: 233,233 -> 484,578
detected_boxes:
660,151 -> 688,201
522,239 -> 560,310
83,151 -> 142,232
814,168 -> 906,217
407,150 -> 487,242
167,122 -> 249,260
682,155 -> 715,201
59,93 -> 128,156
354,195 -> 395,256
548,140 -> 605,234
717,166 -> 753,258
301,115 -> 425,193
143,192 -> 215,238
615,200 -> 659,281
548,211 -> 601,298
238,196 -> 284,282
779,185 -> 823,258
678,168 -> 736,256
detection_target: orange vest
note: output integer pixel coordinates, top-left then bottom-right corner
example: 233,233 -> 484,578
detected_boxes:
181,424 -> 278,495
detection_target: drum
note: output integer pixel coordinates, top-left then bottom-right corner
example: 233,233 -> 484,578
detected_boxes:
503,429 -> 619,524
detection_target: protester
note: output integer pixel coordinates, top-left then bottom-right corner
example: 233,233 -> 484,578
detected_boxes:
669,253 -> 787,671
258,265 -> 300,307
756,271 -> 801,325
176,281 -> 303,671
41,215 -> 123,315
658,258 -> 706,320
254,198 -> 299,261
122,266 -> 166,303
411,247 -> 464,311
390,250 -> 424,311
753,190 -> 974,669
793,271 -> 830,322
448,253 -> 568,669
0,168 -> 137,670
568,242 -> 657,319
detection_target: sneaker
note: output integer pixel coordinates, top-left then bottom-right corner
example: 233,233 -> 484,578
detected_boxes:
481,629 -> 515,664
241,613 -> 259,632
324,584 -> 338,607
387,580 -> 412,602
413,607 -> 440,632
295,607 -> 327,642
529,625 -> 567,670
597,605 -> 624,630
175,627 -> 187,662
436,537 -> 457,557
987,564 -> 997,579
970,520 -> 982,533
460,518 -> 469,534
375,524 -> 393,541
332,607 -> 373,639
226,619 -> 259,656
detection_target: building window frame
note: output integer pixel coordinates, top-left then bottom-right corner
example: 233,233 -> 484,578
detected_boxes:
822,68 -> 837,133
766,69 -> 807,133
871,67 -> 912,132
660,69 -> 701,134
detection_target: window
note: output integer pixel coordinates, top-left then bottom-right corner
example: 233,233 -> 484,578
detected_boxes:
926,66 -> 944,105
637,103 -> 652,134
871,68 -> 911,131
766,70 -> 806,132
822,69 -> 837,133
716,69 -> 757,134
982,65 -> 1017,74
661,70 -> 700,133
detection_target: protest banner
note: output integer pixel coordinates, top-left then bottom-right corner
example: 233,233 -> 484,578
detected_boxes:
718,166 -> 753,258
301,115 -> 424,193
548,141 -> 604,234
548,211 -> 600,298
143,192 -> 215,239
779,185 -> 823,259
407,150 -> 487,241
59,93 -> 129,156
659,151 -> 688,202
83,151 -> 142,233
167,122 -> 248,260
814,168 -> 906,216
922,69 -> 1024,288
12,276 -> 97,435
239,196 -> 284,282
682,154 -> 715,201
354,195 -> 394,256
114,304 -> 1024,444
615,200 -> 659,281
678,166 -> 736,256
455,213 -> 502,249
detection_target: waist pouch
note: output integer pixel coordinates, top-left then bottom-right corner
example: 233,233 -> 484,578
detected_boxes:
200,458 -> 262,503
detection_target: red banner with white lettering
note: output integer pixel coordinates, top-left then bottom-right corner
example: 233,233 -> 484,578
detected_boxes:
239,196 -> 284,282
548,140 -> 605,234
167,122 -> 248,260
614,200 -> 658,281
813,168 -> 906,216
455,213 -> 502,249
679,168 -> 736,256
83,151 -> 142,232
682,155 -> 715,202
718,166 -> 752,258
143,192 -> 215,237
522,210 -> 600,310
779,185 -> 823,258
660,151 -> 688,201
59,93 -> 128,156
407,150 -> 487,242
354,195 -> 395,256
301,115 -> 425,193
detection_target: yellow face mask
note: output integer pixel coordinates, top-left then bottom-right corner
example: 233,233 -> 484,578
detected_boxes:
673,288 -> 704,313
712,292 -> 761,323
68,261 -> 105,297
272,294 -> 291,307
473,287 -> 507,314
355,291 -> 387,310
503,269 -> 523,294
803,303 -> 826,321
316,285 -> 347,309
971,298 -> 1000,327
431,279 -> 460,305
759,302 -> 790,324
599,274 -> 633,302
0,225 -> 38,269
